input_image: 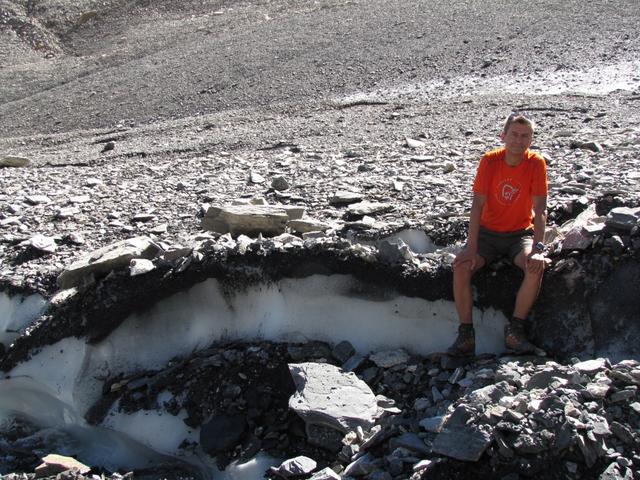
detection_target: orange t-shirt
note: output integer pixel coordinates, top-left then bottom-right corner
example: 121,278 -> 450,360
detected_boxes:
472,147 -> 547,232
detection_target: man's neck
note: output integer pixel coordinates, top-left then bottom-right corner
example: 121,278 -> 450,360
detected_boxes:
504,149 -> 526,166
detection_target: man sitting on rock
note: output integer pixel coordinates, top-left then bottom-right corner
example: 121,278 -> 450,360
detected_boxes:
448,112 -> 548,356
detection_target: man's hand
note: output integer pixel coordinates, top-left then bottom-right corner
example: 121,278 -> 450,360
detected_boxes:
526,251 -> 545,274
453,248 -> 478,271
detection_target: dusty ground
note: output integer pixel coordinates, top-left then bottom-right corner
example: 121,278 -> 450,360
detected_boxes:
1,0 -> 640,292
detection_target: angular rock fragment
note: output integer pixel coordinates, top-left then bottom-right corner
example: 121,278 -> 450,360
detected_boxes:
288,362 -> 379,433
200,414 -> 245,455
271,456 -> 317,477
605,207 -> 640,231
347,201 -> 395,217
129,258 -> 155,276
330,190 -> 363,205
369,348 -> 409,368
574,358 -> 608,374
343,452 -> 378,477
23,234 -> 57,254
35,454 -> 90,478
432,422 -> 493,462
288,218 -> 331,234
201,205 -> 293,237
0,156 -> 31,168
271,175 -> 290,191
57,236 -> 160,289
25,195 -> 51,205
309,467 -> 341,480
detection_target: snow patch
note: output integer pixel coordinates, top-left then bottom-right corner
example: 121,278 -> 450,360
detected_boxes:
1,273 -> 510,478
0,292 -> 47,347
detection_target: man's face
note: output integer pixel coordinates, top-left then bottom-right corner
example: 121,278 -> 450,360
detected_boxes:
500,122 -> 533,155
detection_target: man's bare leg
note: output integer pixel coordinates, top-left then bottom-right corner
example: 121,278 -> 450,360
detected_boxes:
506,249 -> 545,353
448,254 -> 485,356
453,255 -> 486,324
512,250 -> 544,319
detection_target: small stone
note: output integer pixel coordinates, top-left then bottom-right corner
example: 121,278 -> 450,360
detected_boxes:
330,190 -> 363,205
405,137 -> 425,149
419,415 -> 446,433
25,234 -> 57,253
272,456 -> 317,478
431,386 -> 444,403
574,358 -> 608,374
332,340 -> 356,364
271,175 -> 290,191
55,207 -> 80,219
132,213 -> 156,222
69,195 -> 91,204
606,207 -> 640,231
250,170 -> 265,183
25,195 -> 51,205
35,454 -> 90,477
101,141 -> 115,152
129,258 -> 155,276
308,467 -> 340,480
369,349 -> 409,368
611,422 -> 636,445
149,224 -> 168,235
610,390 -> 635,403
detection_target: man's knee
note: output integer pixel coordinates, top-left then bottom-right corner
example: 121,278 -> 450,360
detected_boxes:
453,261 -> 475,281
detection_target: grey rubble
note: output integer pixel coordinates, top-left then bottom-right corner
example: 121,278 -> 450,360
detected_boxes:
3,340 -> 638,480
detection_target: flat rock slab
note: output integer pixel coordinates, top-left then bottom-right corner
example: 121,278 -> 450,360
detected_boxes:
369,348 -> 409,368
57,236 -> 160,289
288,362 -> 379,433
432,423 -> 493,462
605,207 -> 640,230
347,201 -> 395,217
0,156 -> 31,167
201,204 -> 305,237
271,456 -> 317,478
35,454 -> 90,478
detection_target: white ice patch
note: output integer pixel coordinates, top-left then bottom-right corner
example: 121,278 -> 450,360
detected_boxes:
0,377 -> 169,472
0,274 -> 510,478
0,292 -> 47,347
7,337 -> 93,410
86,274 -> 506,376
217,453 -> 282,480
338,59 -> 640,103
102,407 -> 197,455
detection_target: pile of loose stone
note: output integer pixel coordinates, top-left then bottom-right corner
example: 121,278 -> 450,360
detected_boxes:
1,93 -> 640,295
2,340 -> 638,480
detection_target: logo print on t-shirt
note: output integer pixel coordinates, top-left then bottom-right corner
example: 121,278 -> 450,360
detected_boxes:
496,179 -> 521,205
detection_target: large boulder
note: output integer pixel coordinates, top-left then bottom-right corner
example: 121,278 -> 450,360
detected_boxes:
201,204 -> 305,237
288,362 -> 379,434
57,236 -> 160,289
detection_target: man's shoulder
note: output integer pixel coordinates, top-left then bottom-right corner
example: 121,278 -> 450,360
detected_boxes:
525,150 -> 546,165
481,147 -> 505,163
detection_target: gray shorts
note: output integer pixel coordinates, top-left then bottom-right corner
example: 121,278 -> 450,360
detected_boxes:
477,227 -> 534,265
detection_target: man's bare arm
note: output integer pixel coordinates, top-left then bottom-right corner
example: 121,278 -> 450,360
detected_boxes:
531,195 -> 547,245
454,193 -> 486,268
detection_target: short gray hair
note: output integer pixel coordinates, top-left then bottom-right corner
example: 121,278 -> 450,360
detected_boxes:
503,111 -> 535,134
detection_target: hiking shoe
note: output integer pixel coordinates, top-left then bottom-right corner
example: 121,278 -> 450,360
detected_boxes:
504,320 -> 537,354
447,324 -> 475,357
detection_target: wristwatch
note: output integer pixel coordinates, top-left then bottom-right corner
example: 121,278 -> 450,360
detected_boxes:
534,241 -> 545,253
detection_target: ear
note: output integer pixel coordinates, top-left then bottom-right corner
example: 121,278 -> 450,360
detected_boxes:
499,130 -> 506,142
